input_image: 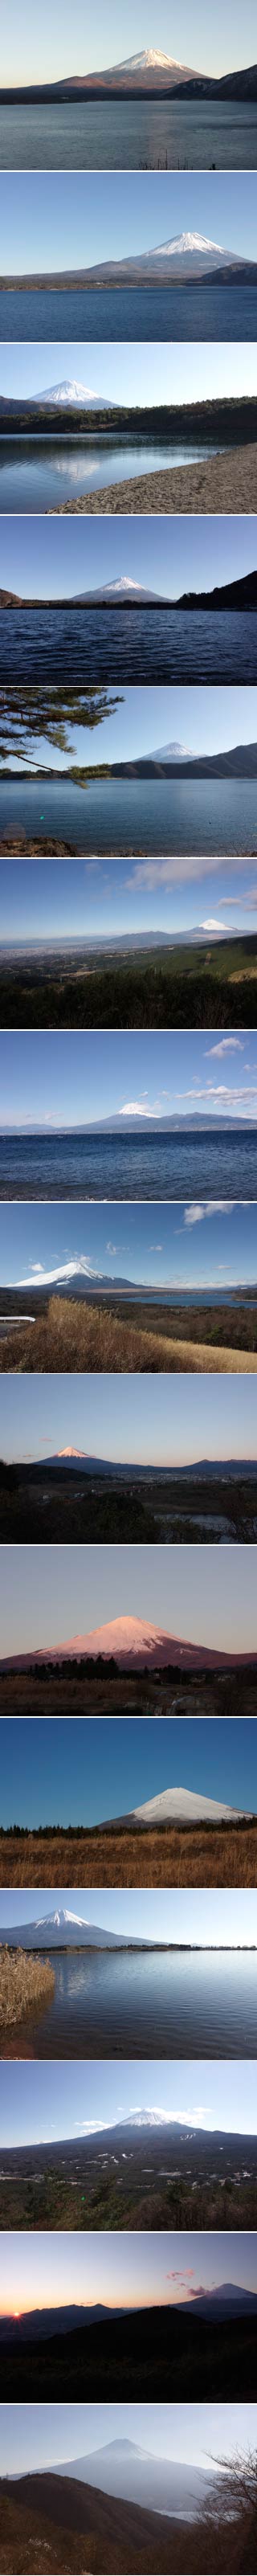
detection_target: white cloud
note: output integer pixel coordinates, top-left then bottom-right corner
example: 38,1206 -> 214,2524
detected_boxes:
183,1200 -> 235,1229
205,1037 -> 246,1059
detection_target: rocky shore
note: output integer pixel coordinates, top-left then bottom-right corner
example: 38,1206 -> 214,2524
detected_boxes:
48,443 -> 257,515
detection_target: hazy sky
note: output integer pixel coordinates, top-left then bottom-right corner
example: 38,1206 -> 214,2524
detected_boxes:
1,1199 -> 256,1291
1,2055 -> 257,2148
1,172 -> 256,275
0,1540 -> 255,1658
0,2227 -> 255,2320
1,343 -> 257,405
2,515 -> 257,601
0,1714 -> 256,1830
2,1370 -> 257,1466
1,2398 -> 256,2478
2,1026 -> 257,1126
2,857 -> 257,942
2,0 -> 256,83
3,685 -> 257,772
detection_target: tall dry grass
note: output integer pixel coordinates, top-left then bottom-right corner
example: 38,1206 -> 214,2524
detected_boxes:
0,1947 -> 55,2025
0,1824 -> 256,1889
0,1296 -> 255,1373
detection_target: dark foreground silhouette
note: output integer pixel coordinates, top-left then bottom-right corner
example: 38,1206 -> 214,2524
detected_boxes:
1,2303 -> 257,2399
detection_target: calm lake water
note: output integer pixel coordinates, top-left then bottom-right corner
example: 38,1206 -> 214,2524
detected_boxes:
0,434 -> 224,513
0,777 -> 256,855
0,1130 -> 255,1201
1,280 -> 255,341
4,1947 -> 257,2060
2,607 -> 256,685
0,100 -> 256,170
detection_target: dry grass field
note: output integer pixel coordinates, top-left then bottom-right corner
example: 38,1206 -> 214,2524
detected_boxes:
0,1821 -> 256,1888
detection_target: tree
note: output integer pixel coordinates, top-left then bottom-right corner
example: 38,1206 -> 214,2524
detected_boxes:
0,686 -> 122,771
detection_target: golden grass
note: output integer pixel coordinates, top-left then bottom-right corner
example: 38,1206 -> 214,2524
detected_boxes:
0,1947 -> 55,2025
1,1294 -> 256,1374
1,1825 -> 256,1888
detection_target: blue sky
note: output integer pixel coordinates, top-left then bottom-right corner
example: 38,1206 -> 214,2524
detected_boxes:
0,1715 -> 256,1829
0,1539 -> 255,1658
3,685 -> 257,774
1,1200 -> 257,1292
2,857 -> 257,942
2,514 -> 257,602
1,2055 -> 257,2147
2,1027 -> 257,1126
2,343 -> 257,405
1,2398 -> 255,2478
2,1 -> 255,84
2,173 -> 256,275
0,2227 -> 255,2321
2,1371 -> 257,1466
1,1887 -> 255,1943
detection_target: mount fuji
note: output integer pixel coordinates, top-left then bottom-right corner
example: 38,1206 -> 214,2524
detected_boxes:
72,577 -> 166,605
55,2437 -> 210,2514
0,1609 -> 254,1675
0,1905 -> 153,1950
31,379 -> 114,410
103,1782 -> 249,1829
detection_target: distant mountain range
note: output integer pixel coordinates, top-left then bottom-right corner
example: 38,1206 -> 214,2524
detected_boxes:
2,2113 -> 257,2194
0,2280 -> 255,2347
14,1445 -> 257,1483
2,231 -> 256,291
0,1905 -> 153,1950
0,2302 -> 126,2346
1,51 -> 256,100
0,1610 -> 255,1674
2,570 -> 257,611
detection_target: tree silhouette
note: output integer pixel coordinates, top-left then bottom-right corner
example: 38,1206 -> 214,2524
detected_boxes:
0,685 -> 122,771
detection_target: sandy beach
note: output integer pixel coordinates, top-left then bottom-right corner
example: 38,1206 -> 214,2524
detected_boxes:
49,443 -> 257,515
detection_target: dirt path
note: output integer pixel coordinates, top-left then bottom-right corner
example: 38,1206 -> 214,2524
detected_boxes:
49,443 -> 257,515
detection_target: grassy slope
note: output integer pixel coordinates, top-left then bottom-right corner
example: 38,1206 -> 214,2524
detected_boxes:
1,1294 -> 257,1373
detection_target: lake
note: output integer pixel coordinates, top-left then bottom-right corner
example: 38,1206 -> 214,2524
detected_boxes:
2,1946 -> 257,2059
1,280 -> 255,341
0,1129 -> 255,1201
0,100 -> 256,170
2,607 -> 256,685
0,776 -> 256,854
0,433 -> 225,513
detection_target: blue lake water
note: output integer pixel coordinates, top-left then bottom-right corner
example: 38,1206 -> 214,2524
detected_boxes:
0,1130 -> 255,1202
0,100 -> 256,170
1,607 -> 256,685
1,280 -> 255,341
0,434 -> 225,513
0,777 -> 256,856
5,1945 -> 257,2060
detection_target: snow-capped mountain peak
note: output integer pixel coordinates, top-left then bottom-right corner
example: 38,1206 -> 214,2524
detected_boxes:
33,380 -> 113,410
153,740 -> 193,761
112,51 -> 185,71
35,1907 -> 90,1928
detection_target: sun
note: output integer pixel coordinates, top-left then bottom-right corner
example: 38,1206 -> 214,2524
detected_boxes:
14,2310 -> 20,2319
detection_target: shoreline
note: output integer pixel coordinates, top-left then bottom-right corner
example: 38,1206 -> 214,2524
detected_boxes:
48,443 -> 257,515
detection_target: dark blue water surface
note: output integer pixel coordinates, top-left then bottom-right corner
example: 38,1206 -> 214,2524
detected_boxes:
0,434 -> 224,513
1,280 -> 256,341
0,101 -> 256,170
4,1945 -> 257,2061
0,778 -> 256,856
0,1130 -> 255,1202
1,607 -> 256,685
